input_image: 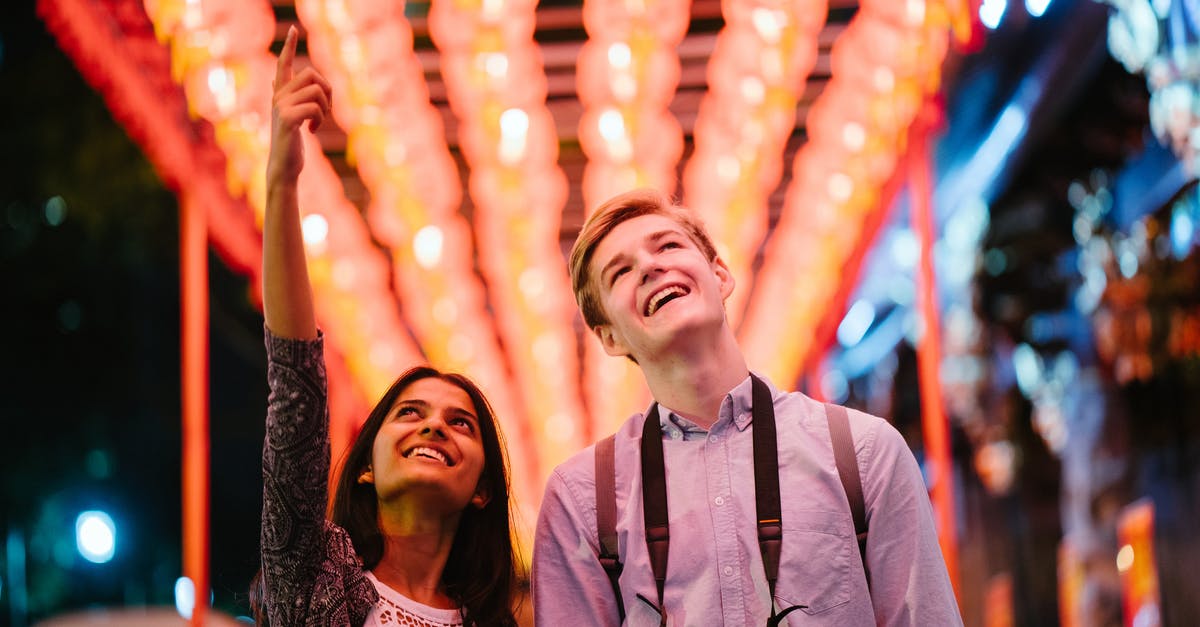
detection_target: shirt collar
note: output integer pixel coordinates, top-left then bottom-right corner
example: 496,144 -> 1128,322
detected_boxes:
652,372 -> 771,434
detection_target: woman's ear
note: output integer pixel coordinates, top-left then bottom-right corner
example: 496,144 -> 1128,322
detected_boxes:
357,466 -> 374,485
471,485 -> 491,509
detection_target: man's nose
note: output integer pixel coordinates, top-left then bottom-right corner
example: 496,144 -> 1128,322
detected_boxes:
638,255 -> 665,285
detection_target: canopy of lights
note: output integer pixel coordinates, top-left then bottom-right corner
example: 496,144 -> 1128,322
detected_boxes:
40,0 -> 979,615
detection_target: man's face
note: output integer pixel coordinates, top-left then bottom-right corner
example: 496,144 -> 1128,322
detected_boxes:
589,213 -> 734,362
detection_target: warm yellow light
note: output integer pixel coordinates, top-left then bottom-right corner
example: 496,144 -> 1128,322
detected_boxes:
499,108 -> 530,164
432,298 -> 458,324
448,333 -> 475,362
323,0 -> 352,30
301,213 -> 329,246
332,259 -> 357,289
828,172 -> 854,203
907,0 -> 927,25
1117,544 -> 1135,573
740,76 -> 765,105
597,109 -> 626,142
519,268 -> 546,301
384,142 -> 407,166
597,109 -> 632,162
874,66 -> 896,92
369,344 -> 395,369
339,38 -> 364,71
717,155 -> 741,184
607,42 -> 632,69
413,225 -> 444,268
751,8 -> 785,44
533,332 -> 562,366
483,53 -> 509,79
206,65 -> 228,93
544,412 -> 577,443
612,76 -> 637,103
481,0 -> 505,22
842,122 -> 867,152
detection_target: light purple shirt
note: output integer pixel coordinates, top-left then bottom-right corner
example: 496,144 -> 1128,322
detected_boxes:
532,374 -> 962,626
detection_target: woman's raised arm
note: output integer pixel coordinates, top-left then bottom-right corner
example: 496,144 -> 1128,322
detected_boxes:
262,25 -> 331,340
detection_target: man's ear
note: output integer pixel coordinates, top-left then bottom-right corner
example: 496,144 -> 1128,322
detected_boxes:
594,324 -> 631,358
713,257 -> 736,301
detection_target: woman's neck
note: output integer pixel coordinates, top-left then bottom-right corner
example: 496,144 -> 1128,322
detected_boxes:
371,504 -> 462,609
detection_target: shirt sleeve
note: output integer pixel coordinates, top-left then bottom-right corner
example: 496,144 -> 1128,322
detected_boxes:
532,464 -> 623,627
260,326 -> 333,626
859,417 -> 964,626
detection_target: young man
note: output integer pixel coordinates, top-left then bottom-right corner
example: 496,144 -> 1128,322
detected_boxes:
531,189 -> 962,625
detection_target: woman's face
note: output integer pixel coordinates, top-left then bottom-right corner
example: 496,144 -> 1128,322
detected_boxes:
367,377 -> 489,514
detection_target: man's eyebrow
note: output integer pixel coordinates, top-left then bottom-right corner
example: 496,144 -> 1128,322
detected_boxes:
599,251 -> 629,283
597,229 -> 684,281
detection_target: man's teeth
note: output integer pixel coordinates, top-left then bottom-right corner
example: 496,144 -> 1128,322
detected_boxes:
646,286 -> 687,316
407,447 -> 448,464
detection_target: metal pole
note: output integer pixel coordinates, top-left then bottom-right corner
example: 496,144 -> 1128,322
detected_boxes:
181,194 -> 210,625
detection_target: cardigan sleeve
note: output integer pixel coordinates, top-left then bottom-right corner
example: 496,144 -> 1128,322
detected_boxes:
260,326 -> 376,626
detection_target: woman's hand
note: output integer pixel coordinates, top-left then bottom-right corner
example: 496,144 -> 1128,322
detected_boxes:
267,25 -> 333,186
262,25 -> 329,340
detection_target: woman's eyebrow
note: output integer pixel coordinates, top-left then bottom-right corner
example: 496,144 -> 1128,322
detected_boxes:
448,407 -> 479,422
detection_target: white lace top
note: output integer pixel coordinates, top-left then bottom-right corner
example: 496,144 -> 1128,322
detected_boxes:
363,571 -> 464,627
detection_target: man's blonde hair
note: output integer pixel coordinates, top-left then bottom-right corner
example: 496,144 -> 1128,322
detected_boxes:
568,188 -> 719,330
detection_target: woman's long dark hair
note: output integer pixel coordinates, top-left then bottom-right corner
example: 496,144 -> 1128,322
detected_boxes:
330,366 -> 520,626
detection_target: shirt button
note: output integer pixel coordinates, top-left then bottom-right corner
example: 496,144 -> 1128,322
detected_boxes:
714,496 -> 725,506
723,566 -> 734,576
709,434 -> 720,443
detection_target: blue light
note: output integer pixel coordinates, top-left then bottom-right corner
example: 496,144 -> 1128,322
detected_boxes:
175,577 -> 195,619
980,0 -> 1007,29
1171,202 -> 1195,259
1026,0 -> 1051,18
1012,343 -> 1043,398
75,511 -> 115,564
837,299 -> 877,348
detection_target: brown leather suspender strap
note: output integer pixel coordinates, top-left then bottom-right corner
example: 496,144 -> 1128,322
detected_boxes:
594,434 -> 625,621
639,408 -> 670,625
750,376 -> 807,626
826,402 -> 870,584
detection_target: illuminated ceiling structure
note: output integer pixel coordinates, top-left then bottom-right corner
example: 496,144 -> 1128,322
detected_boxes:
38,0 -> 978,538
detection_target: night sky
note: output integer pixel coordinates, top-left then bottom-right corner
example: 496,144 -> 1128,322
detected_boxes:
1,2 -> 266,621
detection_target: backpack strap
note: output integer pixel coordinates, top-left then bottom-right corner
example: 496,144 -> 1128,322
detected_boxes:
825,403 -> 870,585
594,434 -> 625,621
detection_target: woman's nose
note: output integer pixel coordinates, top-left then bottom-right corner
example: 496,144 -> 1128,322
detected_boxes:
419,414 -> 448,438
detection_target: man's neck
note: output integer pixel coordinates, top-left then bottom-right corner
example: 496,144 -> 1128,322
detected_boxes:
639,327 -> 749,429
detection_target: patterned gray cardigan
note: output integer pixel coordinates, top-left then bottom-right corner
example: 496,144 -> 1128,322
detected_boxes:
261,329 -> 378,626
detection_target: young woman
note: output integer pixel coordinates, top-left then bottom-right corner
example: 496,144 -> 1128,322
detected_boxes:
255,26 -> 520,626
